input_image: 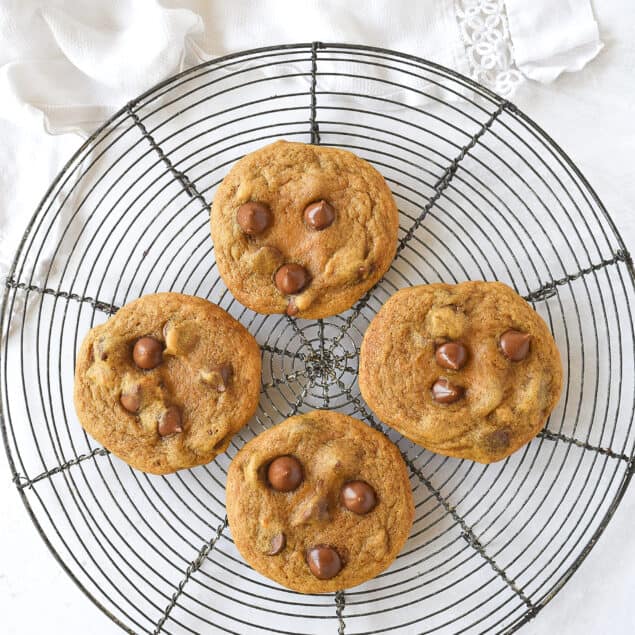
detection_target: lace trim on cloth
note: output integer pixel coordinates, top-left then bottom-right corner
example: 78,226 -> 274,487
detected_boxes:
455,0 -> 524,98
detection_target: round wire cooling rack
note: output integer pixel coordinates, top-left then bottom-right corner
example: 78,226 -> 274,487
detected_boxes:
1,42 -> 634,635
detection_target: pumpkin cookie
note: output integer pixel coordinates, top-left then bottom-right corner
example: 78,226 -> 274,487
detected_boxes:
74,293 -> 261,474
211,140 -> 399,318
359,281 -> 562,463
226,411 -> 414,593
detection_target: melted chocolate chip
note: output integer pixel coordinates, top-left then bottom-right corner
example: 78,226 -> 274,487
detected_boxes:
500,330 -> 531,361
486,429 -> 510,452
340,480 -> 377,514
294,497 -> 330,525
435,341 -> 468,370
236,202 -> 272,235
200,363 -> 233,391
158,406 -> 183,437
163,321 -> 198,355
216,363 -> 233,392
286,299 -> 299,316
306,546 -> 342,579
268,532 -> 286,556
274,264 -> 309,295
432,378 -> 464,404
304,200 -> 335,230
267,455 -> 303,492
133,337 -> 163,369
357,264 -> 372,281
120,387 -> 141,413
94,338 -> 108,361
212,435 -> 231,451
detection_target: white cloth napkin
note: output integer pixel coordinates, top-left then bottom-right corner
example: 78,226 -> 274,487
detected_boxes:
0,0 -> 203,134
0,0 -> 603,294
505,0 -> 603,82
0,0 -> 604,136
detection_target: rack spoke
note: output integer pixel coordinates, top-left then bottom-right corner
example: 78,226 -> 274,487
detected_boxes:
127,103 -> 209,210
13,447 -> 110,490
285,377 -> 313,418
260,343 -> 307,362
153,517 -> 228,634
5,277 -> 118,314
524,249 -> 632,302
285,315 -> 315,351
317,319 -> 331,406
310,41 -> 322,144
539,429 -> 631,462
261,368 -> 311,392
405,451 -> 534,609
335,590 -> 346,634
395,100 -> 511,258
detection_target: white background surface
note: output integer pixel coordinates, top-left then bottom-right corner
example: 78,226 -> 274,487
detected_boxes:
1,2 -> 634,634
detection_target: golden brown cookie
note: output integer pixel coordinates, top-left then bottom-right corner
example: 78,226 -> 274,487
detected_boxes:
359,281 -> 563,463
210,140 -> 399,319
226,411 -> 414,593
74,293 -> 261,474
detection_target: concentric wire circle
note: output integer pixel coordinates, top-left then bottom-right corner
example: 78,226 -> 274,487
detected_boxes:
1,43 -> 634,635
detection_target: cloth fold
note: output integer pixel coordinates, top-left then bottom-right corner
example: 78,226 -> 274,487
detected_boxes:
0,0 -> 604,137
0,0 -> 203,133
505,0 -> 603,82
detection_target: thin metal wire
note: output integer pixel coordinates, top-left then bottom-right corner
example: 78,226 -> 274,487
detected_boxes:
335,591 -> 346,634
127,104 -> 207,206
13,446 -> 110,489
523,250 -> 632,302
154,518 -> 228,635
4,278 -> 118,314
1,42 -> 634,635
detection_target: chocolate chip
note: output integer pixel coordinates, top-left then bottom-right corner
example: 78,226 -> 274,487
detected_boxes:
340,480 -> 377,514
213,435 -> 231,451
357,264 -> 372,281
486,429 -> 510,452
163,321 -> 198,355
286,299 -> 299,316
293,496 -> 330,525
435,341 -> 468,370
306,546 -> 342,579
268,532 -> 286,556
217,363 -> 232,391
158,406 -> 183,436
267,455 -> 303,492
237,202 -> 272,235
304,200 -> 335,230
432,378 -> 464,404
200,363 -> 233,391
133,337 -> 163,369
120,387 -> 141,413
500,330 -> 531,361
274,264 -> 309,295
94,338 -> 108,361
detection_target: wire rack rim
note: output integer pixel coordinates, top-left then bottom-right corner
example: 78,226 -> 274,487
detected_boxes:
1,41 -> 635,635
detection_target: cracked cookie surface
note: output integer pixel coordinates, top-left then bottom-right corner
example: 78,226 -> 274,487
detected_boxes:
226,410 -> 414,593
74,292 -> 261,474
359,281 -> 563,463
210,140 -> 399,319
